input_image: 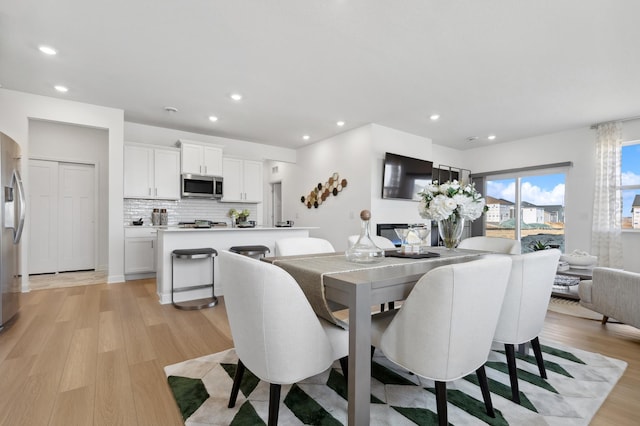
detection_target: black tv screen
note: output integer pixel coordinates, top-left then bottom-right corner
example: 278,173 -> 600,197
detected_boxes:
382,152 -> 433,200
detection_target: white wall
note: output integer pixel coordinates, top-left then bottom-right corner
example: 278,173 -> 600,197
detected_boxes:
29,120 -> 109,270
284,125 -> 373,251
0,89 -> 124,288
286,124 -> 452,251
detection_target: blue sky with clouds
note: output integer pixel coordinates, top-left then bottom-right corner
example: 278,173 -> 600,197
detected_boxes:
486,174 -> 565,206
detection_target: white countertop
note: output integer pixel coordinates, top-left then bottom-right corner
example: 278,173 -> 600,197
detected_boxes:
125,225 -> 315,232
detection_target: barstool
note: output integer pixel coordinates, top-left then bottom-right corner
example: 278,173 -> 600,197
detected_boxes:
229,245 -> 270,259
171,247 -> 218,310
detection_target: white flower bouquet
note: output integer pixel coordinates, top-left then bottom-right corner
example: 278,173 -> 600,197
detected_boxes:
417,180 -> 487,221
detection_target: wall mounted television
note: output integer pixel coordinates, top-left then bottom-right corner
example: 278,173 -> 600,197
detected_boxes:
381,152 -> 433,200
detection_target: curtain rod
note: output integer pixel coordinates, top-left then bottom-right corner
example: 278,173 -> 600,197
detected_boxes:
590,115 -> 640,129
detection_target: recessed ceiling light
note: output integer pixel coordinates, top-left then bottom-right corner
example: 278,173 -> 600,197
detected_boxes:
54,85 -> 68,93
302,135 -> 310,140
336,121 -> 345,127
429,114 -> 440,121
487,134 -> 496,140
230,93 -> 242,101
39,45 -> 57,55
208,116 -> 218,122
164,106 -> 178,113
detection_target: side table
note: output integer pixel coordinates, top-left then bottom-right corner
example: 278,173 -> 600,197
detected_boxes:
552,268 -> 594,300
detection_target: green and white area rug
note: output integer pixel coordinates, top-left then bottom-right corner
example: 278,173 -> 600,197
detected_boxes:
164,341 -> 626,425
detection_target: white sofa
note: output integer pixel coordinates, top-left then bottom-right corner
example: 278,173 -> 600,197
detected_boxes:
578,267 -> 640,328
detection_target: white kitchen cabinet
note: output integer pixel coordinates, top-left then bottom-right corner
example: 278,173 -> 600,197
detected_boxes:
179,140 -> 223,176
124,227 -> 157,274
222,157 -> 263,202
124,144 -> 180,199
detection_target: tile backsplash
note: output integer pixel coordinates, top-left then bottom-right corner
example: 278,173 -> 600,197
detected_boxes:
124,198 -> 257,226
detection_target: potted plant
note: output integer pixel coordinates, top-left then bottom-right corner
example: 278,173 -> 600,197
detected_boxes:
228,208 -> 250,226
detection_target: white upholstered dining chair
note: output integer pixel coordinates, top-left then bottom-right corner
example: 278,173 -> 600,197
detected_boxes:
370,256 -> 513,426
219,250 -> 348,426
274,237 -> 335,256
492,248 -> 561,404
458,236 -> 522,254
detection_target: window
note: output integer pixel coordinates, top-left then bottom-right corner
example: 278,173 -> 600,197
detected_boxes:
485,171 -> 566,253
621,142 -> 640,230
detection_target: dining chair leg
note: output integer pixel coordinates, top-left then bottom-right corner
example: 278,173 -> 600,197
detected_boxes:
228,359 -> 246,408
602,315 -> 609,325
504,343 -> 521,404
380,303 -> 385,312
435,381 -> 448,426
530,336 -> 547,379
268,383 -> 282,426
475,365 -> 495,417
339,356 -> 348,383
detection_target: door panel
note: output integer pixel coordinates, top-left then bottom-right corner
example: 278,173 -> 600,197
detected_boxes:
28,160 -> 59,274
57,163 -> 95,272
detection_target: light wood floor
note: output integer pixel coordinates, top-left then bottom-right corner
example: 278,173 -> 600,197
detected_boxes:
0,279 -> 638,425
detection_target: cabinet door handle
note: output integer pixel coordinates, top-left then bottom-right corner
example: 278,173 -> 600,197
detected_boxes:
148,188 -> 151,196
204,165 -> 208,174
155,188 -> 158,196
151,241 -> 154,248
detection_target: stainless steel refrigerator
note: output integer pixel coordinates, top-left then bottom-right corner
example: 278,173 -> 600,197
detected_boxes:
0,132 -> 25,330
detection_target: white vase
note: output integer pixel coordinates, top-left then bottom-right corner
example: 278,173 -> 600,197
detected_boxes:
438,216 -> 465,249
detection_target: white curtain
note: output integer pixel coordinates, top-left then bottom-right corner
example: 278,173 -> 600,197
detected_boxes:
591,122 -> 623,268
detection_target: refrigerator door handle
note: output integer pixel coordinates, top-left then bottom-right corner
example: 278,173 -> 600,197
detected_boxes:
12,170 -> 25,244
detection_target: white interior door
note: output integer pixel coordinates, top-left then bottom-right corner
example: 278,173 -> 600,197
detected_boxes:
271,182 -> 282,225
57,163 -> 96,272
28,160 -> 59,274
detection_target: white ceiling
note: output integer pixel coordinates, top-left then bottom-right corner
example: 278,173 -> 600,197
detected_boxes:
2,1 -> 640,150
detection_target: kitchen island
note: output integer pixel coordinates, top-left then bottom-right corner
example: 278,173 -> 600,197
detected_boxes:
156,226 -> 314,304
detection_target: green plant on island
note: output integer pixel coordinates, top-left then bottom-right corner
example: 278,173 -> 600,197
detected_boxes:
228,208 -> 250,223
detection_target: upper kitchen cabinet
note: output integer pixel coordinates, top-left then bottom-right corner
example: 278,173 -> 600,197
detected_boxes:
124,144 -> 181,199
178,140 -> 223,176
222,157 -> 263,203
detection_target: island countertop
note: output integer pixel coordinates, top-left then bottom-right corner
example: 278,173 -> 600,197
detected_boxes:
157,225 -> 316,233
155,225 -> 315,304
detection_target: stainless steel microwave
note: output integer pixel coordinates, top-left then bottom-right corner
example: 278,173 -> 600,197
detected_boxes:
181,174 -> 223,199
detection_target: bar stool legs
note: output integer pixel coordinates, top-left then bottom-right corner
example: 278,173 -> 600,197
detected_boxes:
171,248 -> 218,310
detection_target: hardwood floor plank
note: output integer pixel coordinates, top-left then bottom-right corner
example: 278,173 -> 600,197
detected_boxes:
121,315 -> 157,365
98,310 -> 125,353
0,371 -> 59,426
49,386 -> 95,426
130,359 -> 184,426
94,349 -> 137,426
58,327 -> 98,392
0,356 -> 36,418
55,293 -> 84,323
29,319 -> 75,379
147,323 -> 186,367
76,283 -> 102,329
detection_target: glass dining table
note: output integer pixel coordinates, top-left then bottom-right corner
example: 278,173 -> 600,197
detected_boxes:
263,247 -> 487,425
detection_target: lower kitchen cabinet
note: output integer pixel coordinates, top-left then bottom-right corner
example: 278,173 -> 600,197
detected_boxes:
124,227 -> 157,274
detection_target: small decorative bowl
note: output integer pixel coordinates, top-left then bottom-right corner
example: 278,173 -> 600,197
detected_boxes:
560,251 -> 597,269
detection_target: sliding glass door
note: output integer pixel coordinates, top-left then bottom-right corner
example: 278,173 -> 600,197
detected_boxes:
485,172 -> 566,253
